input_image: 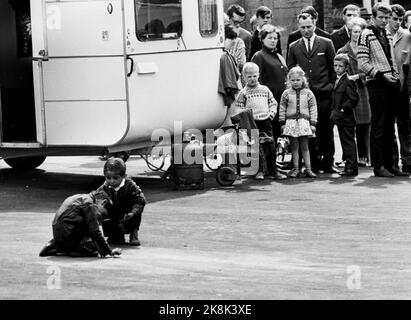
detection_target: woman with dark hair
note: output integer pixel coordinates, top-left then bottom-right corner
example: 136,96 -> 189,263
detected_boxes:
251,24 -> 288,152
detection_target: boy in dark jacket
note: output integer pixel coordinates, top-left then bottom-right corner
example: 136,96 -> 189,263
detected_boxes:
39,190 -> 122,258
331,53 -> 360,176
98,158 -> 146,246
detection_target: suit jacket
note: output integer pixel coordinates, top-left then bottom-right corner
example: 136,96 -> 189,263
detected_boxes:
330,73 -> 359,127
331,26 -> 350,53
249,29 -> 282,60
286,27 -> 331,58
391,27 -> 411,88
287,35 -> 336,93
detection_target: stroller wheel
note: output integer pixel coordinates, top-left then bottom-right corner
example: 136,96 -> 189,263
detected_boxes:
204,153 -> 223,171
216,166 -> 236,186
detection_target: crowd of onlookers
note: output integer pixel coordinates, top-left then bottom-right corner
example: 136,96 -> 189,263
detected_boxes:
219,3 -> 411,180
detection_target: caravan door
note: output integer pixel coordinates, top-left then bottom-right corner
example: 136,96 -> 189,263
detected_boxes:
30,0 -> 128,146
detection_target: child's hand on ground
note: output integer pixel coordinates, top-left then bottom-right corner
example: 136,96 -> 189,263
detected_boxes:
111,248 -> 122,257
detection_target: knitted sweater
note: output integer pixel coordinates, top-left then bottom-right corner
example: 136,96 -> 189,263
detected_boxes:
357,26 -> 399,81
279,88 -> 318,126
235,83 -> 277,121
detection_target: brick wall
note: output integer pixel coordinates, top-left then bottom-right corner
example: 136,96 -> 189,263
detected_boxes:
223,0 -> 312,54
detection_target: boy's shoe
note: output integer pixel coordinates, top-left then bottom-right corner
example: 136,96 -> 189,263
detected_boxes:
388,167 -> 410,177
39,239 -> 58,257
287,168 -> 299,178
305,169 -> 317,178
255,172 -> 265,180
129,230 -> 141,246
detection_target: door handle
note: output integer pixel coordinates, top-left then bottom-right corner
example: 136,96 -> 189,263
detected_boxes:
127,56 -> 134,77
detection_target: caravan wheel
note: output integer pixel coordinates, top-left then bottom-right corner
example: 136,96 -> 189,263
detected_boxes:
4,156 -> 47,170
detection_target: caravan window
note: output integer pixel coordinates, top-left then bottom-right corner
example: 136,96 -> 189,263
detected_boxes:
135,0 -> 182,41
198,0 -> 218,37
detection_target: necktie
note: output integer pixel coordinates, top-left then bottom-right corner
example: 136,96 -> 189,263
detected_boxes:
307,38 -> 311,55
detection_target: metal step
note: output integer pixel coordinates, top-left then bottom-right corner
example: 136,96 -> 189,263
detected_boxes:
0,142 -> 42,148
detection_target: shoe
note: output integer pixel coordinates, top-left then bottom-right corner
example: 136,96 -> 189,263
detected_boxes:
255,172 -> 265,180
287,168 -> 299,178
339,169 -> 358,177
39,239 -> 58,257
388,167 -> 410,177
402,166 -> 411,174
321,166 -> 341,174
305,169 -> 317,178
267,172 -> 287,180
336,160 -> 346,168
374,167 -> 394,178
129,230 -> 141,246
358,158 -> 368,167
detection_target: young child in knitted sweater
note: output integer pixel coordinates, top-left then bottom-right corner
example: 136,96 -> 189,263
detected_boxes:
279,66 -> 318,178
235,62 -> 286,180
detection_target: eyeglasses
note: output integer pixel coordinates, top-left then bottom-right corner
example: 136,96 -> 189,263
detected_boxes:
231,19 -> 244,26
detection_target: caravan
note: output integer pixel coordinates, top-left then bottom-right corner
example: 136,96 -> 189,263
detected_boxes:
0,0 -> 226,169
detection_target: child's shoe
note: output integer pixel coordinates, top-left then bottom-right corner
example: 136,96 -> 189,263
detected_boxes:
287,168 -> 299,178
255,172 -> 265,180
129,229 -> 141,246
305,169 -> 317,178
39,239 -> 58,257
267,172 -> 287,180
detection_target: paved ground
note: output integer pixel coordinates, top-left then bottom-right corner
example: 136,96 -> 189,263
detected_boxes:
0,152 -> 411,300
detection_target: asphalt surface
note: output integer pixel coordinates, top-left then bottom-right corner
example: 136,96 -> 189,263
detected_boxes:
0,153 -> 411,300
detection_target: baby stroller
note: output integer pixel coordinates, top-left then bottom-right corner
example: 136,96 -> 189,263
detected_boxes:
204,109 -> 275,186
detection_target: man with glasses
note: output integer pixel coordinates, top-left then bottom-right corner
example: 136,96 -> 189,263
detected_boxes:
331,4 -> 360,52
227,4 -> 252,61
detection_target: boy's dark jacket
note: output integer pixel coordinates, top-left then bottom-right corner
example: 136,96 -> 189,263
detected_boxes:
98,177 -> 146,220
330,73 -> 359,127
52,193 -> 112,256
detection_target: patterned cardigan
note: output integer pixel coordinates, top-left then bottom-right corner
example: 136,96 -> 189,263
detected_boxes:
357,26 -> 399,81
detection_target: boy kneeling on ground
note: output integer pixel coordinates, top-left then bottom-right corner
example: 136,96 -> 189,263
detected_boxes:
98,158 -> 146,246
39,190 -> 122,258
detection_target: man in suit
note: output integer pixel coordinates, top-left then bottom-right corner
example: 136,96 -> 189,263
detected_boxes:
388,4 -> 411,175
227,4 -> 252,62
286,6 -> 331,58
288,13 -> 339,173
357,3 -> 402,177
331,4 -> 360,52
